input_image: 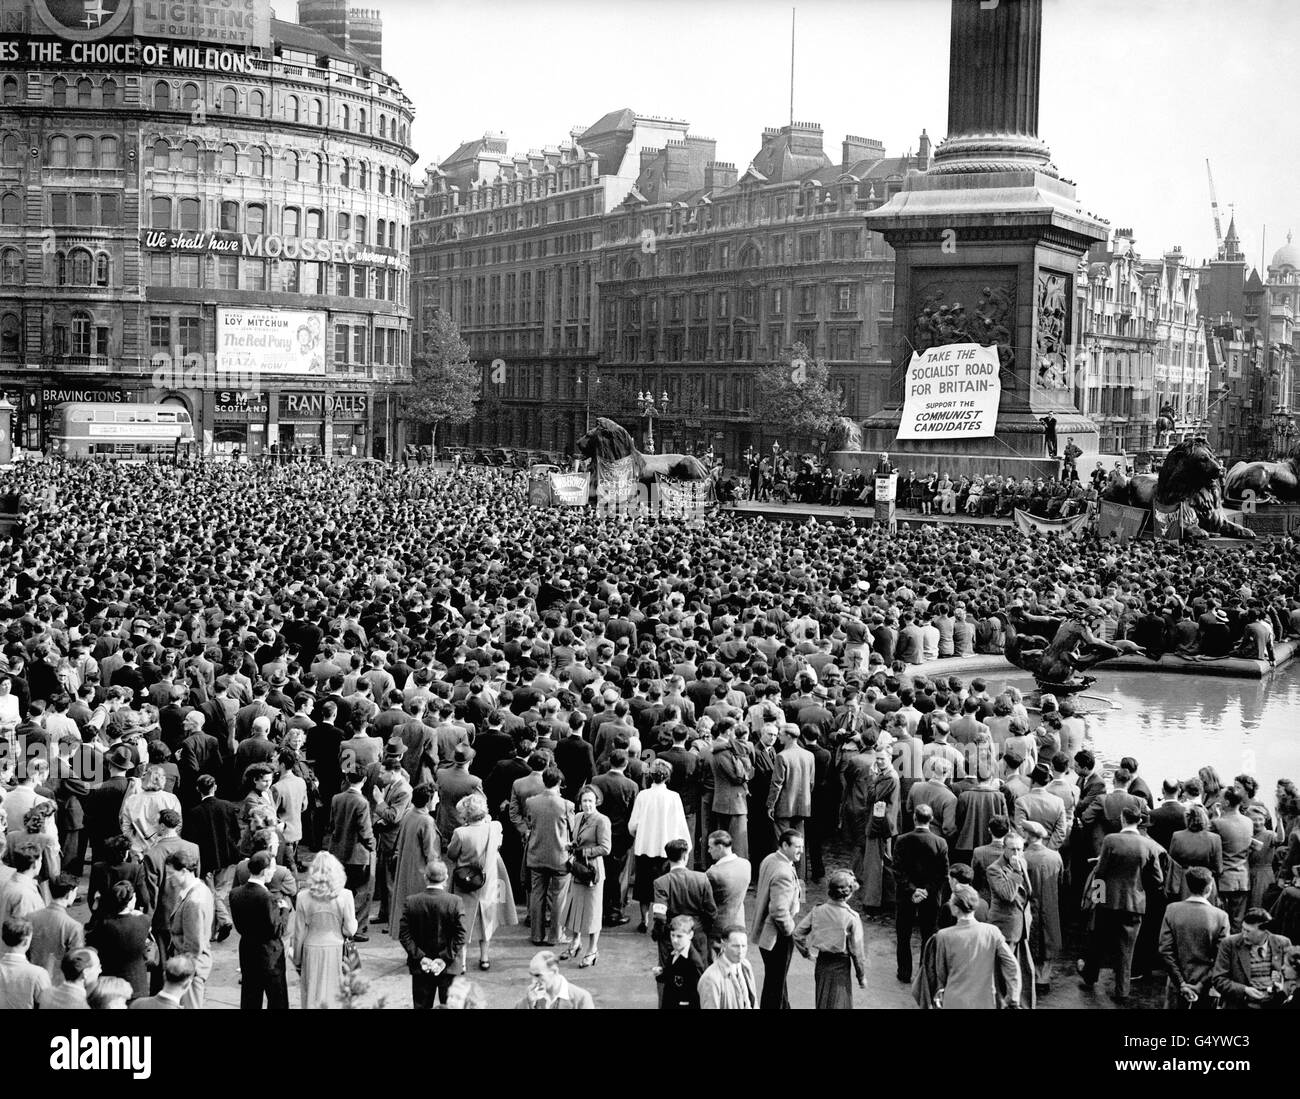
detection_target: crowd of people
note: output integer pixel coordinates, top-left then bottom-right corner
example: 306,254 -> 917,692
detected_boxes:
0,457 -> 1296,1011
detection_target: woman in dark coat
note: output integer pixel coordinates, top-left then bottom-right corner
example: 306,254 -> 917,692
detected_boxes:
87,880 -> 154,1000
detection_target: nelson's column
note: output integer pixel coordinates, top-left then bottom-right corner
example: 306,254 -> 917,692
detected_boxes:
849,0 -> 1109,480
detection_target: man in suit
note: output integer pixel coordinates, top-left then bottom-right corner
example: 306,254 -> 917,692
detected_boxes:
141,809 -> 200,977
766,724 -> 814,875
1211,907 -> 1293,1008
1013,765 -> 1069,851
1079,804 -> 1165,1004
553,719 -> 596,802
397,858 -> 466,1008
698,924 -> 758,1009
651,838 -> 717,973
229,851 -> 291,1009
515,949 -> 595,1009
1159,867 -> 1229,1009
799,726 -> 834,883
751,828 -> 804,1010
892,803 -> 950,984
175,710 -> 221,807
395,699 -> 438,789
591,748 -> 639,926
523,767 -> 575,947
165,850 -> 213,1009
371,749 -> 412,925
1212,788 -> 1255,932
182,774 -> 240,940
1148,778 -> 1188,851
708,725 -> 753,860
985,831 -> 1035,1007
328,769 -> 375,940
81,743 -> 136,864
705,829 -> 752,934
434,743 -> 483,846
128,954 -> 194,1010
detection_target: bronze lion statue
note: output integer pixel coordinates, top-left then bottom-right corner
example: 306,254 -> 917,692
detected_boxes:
1224,442 -> 1300,504
1100,437 -> 1254,539
575,417 -> 714,483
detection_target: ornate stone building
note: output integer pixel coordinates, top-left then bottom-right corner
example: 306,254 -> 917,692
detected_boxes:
0,1 -> 415,458
411,111 -> 929,462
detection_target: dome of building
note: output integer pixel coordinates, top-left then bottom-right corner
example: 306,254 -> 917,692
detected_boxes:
1271,231 -> 1300,271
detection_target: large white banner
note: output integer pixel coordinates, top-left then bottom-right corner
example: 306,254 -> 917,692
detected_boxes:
897,343 -> 1001,440
216,309 -> 327,376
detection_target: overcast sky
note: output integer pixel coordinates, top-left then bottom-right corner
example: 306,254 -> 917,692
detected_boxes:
371,0 -> 1299,270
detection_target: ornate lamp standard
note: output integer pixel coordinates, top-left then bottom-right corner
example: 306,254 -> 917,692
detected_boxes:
636,389 -> 668,453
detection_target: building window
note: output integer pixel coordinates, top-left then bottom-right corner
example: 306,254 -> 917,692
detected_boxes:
149,254 -> 170,285
153,81 -> 170,109
99,136 -> 118,169
52,78 -> 66,107
337,212 -> 350,239
301,262 -> 321,295
336,263 -> 350,295
71,311 -> 92,355
284,150 -> 299,181
836,284 -> 855,311
0,248 -> 21,285
718,292 -> 729,318
176,317 -> 200,355
285,94 -> 298,122
353,266 -> 366,296
799,285 -> 816,313
180,83 -> 199,111
69,249 -> 92,285
219,200 -> 238,231
75,78 -> 92,106
101,193 -> 119,225
1,77 -> 18,106
180,141 -> 199,172
220,144 -> 237,174
178,198 -> 200,230
219,86 -> 237,113
352,327 -> 366,363
772,287 -> 784,314
282,262 -> 300,293
283,207 -> 300,236
245,204 -> 265,235
249,147 -> 265,176
799,234 -> 818,261
719,242 -> 731,268
340,104 -> 350,130
74,192 -> 93,224
306,209 -> 322,238
2,313 -> 23,356
176,255 -> 200,287
74,136 -> 94,168
217,256 -> 238,289
249,89 -> 264,116
151,197 -> 171,228
241,259 -> 265,291
1,135 -> 19,166
335,325 -> 349,364
309,98 -> 322,126
354,215 -> 367,244
0,193 -> 20,224
94,254 -> 109,286
151,139 -> 169,170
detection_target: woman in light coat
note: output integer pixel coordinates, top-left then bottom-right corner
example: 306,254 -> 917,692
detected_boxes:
560,785 -> 612,968
291,850 -> 357,1009
447,791 -> 516,970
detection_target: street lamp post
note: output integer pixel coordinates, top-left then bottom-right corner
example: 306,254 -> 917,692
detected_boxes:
636,389 -> 667,453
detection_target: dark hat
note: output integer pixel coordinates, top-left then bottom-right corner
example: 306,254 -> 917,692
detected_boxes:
104,743 -> 136,772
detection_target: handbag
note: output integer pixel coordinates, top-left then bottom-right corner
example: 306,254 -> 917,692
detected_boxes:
452,825 -> 489,893
566,812 -> 597,886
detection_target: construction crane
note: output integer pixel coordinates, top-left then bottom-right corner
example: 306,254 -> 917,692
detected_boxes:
1206,159 -> 1224,258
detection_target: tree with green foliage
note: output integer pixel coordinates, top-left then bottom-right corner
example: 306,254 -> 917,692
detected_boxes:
403,310 -> 479,452
753,342 -> 844,439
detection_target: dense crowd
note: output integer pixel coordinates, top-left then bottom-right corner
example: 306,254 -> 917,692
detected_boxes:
0,458 -> 1296,1011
